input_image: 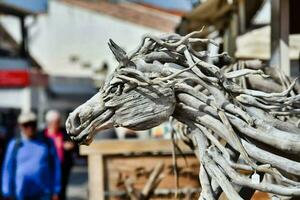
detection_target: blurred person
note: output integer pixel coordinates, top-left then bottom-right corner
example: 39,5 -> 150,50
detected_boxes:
0,126 -> 8,199
42,110 -> 76,200
1,111 -> 61,200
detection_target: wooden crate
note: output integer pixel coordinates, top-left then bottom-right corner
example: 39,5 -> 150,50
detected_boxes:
80,139 -> 200,200
80,139 -> 271,200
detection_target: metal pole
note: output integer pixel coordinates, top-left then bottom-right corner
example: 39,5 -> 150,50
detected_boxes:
20,16 -> 28,58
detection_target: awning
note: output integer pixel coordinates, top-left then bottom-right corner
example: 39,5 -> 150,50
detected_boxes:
0,0 -> 48,16
0,57 -> 48,87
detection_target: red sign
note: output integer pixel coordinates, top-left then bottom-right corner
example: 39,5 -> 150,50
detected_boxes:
0,70 -> 30,87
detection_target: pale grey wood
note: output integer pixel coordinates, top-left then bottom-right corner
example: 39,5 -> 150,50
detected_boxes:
270,0 -> 290,76
65,31 -> 300,199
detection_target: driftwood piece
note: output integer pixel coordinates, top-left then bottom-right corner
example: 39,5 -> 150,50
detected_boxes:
141,161 -> 164,198
66,30 -> 300,199
124,177 -> 140,200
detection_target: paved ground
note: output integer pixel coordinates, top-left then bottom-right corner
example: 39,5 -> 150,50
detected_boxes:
67,165 -> 88,200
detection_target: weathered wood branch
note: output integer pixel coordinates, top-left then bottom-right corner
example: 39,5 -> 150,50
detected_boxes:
66,31 -> 300,199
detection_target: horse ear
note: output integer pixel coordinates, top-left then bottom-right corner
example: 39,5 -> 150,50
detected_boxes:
108,39 -> 128,64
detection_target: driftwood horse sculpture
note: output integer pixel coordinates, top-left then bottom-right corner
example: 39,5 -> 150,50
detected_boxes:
66,31 -> 300,199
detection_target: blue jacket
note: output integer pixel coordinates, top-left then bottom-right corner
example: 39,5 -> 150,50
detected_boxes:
1,137 -> 61,199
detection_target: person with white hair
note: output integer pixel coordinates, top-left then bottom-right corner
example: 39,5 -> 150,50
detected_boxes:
42,110 -> 76,200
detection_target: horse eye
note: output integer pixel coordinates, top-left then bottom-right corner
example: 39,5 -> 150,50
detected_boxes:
110,86 -> 118,93
109,84 -> 124,95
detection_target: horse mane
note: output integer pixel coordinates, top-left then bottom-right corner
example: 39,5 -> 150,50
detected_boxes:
104,30 -> 300,198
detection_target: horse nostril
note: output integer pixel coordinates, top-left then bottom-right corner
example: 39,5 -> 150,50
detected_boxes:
73,114 -> 81,128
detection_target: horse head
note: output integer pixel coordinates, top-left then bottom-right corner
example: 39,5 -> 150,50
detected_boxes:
65,38 -> 181,144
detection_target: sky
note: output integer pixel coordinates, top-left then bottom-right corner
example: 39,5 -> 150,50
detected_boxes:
130,0 -> 194,12
0,0 -> 48,13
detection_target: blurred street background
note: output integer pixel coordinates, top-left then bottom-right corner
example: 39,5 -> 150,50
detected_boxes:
0,0 -> 299,200
67,165 -> 87,200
